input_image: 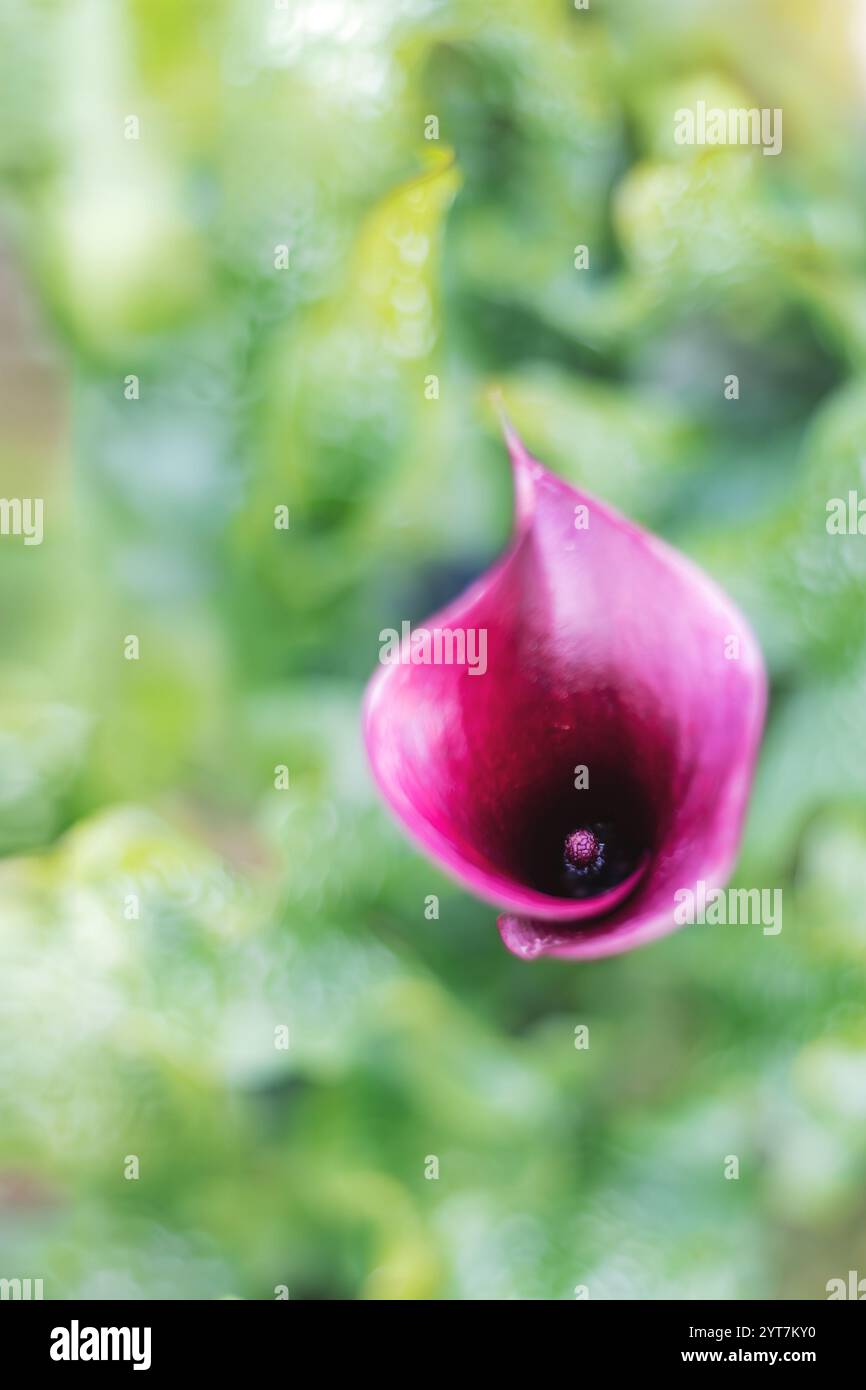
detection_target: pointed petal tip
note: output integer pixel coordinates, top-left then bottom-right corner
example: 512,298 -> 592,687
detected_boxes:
488,391 -> 539,527
490,391 -> 531,468
488,386 -> 514,437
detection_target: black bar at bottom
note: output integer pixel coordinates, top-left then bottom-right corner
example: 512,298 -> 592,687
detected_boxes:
1,1298 -> 861,1374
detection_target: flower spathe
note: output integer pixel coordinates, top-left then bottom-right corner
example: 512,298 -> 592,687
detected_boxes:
363,420 -> 766,960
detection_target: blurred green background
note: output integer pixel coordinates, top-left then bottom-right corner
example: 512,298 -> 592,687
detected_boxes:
1,0 -> 866,1300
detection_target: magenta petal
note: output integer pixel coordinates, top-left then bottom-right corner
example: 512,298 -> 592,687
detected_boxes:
363,422 -> 766,961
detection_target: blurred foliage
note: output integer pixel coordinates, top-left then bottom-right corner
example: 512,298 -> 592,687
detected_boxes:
1,0 -> 866,1300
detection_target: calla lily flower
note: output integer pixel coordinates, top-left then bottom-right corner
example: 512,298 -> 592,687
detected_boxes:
363,423 -> 766,960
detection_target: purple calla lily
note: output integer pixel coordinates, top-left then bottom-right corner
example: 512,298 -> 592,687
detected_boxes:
364,421 -> 766,961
